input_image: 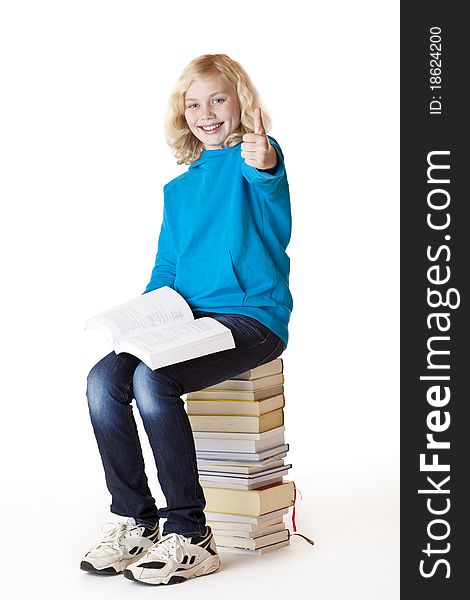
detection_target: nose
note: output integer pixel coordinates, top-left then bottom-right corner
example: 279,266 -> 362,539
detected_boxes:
199,103 -> 217,119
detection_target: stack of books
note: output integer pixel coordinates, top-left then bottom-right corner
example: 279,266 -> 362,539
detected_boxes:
185,357 -> 295,555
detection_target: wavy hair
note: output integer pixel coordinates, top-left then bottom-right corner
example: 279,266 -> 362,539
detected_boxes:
165,53 -> 272,165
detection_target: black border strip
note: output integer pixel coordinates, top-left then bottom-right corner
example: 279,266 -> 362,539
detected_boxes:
401,2 -> 468,595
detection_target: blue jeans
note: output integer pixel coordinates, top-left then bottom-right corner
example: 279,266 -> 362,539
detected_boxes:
86,310 -> 286,537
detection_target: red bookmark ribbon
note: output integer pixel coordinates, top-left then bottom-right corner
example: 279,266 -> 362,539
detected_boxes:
289,481 -> 314,546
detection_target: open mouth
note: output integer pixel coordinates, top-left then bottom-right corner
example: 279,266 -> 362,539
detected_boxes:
198,122 -> 224,132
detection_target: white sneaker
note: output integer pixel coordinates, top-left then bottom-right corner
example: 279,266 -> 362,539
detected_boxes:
123,525 -> 221,585
80,517 -> 160,575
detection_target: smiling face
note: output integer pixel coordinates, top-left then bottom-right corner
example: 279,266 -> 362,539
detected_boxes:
184,73 -> 241,150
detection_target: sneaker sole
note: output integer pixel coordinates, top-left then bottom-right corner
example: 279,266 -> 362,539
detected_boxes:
123,555 -> 221,585
80,560 -> 122,575
80,528 -> 161,575
80,550 -> 155,575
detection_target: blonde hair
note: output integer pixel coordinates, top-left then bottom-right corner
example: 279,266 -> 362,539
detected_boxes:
165,53 -> 272,165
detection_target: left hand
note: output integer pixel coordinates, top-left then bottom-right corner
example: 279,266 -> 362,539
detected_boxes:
241,107 -> 277,170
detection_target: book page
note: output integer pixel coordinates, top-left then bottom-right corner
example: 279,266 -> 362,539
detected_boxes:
121,317 -> 233,355
85,286 -> 193,343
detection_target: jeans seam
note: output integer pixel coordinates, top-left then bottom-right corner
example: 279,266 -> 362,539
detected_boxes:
258,329 -> 273,345
173,392 -> 202,520
253,337 -> 284,368
123,374 -> 144,456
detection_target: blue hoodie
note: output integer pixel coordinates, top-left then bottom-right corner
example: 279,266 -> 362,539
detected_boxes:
143,135 -> 293,347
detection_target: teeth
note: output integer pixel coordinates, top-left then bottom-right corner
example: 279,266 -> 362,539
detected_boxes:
201,123 -> 222,131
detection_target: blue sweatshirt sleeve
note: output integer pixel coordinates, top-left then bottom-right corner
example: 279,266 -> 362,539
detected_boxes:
142,199 -> 176,294
240,135 -> 286,187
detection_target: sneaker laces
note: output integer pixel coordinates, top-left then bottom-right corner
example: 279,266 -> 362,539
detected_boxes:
92,518 -> 142,553
144,532 -> 189,563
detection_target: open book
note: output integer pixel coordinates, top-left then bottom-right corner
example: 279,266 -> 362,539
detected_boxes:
85,286 -> 235,370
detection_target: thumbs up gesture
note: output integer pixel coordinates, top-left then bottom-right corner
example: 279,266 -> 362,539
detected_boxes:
241,107 -> 278,170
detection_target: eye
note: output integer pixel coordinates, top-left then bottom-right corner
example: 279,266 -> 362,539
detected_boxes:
187,103 -> 197,109
212,98 -> 225,104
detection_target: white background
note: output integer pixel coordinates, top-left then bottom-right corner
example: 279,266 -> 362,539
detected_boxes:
0,1 -> 399,598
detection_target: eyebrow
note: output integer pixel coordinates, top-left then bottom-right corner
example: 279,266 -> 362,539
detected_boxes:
185,91 -> 227,102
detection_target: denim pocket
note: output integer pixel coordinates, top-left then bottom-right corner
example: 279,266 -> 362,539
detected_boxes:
223,314 -> 272,345
254,337 -> 286,368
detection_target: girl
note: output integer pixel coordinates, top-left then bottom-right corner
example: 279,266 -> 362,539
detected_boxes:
81,53 -> 293,586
